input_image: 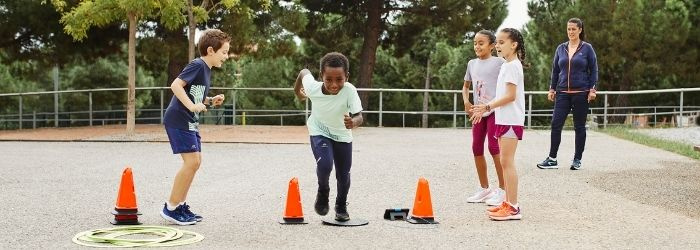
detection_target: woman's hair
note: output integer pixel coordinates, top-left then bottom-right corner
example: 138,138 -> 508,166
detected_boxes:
476,30 -> 496,44
320,52 -> 349,75
568,18 -> 585,41
500,28 -> 530,68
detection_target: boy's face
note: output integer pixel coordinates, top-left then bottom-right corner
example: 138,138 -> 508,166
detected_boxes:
320,66 -> 347,95
473,34 -> 494,59
207,42 -> 230,68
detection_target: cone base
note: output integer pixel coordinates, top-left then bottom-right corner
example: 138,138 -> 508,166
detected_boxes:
406,216 -> 438,224
278,217 -> 308,224
321,217 -> 369,227
110,218 -> 142,225
111,208 -> 142,216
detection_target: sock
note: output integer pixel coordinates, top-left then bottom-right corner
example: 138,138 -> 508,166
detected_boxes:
549,157 -> 557,161
507,201 -> 519,209
179,201 -> 185,206
166,202 -> 178,211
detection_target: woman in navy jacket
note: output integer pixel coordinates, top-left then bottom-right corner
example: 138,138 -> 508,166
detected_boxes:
537,18 -> 598,170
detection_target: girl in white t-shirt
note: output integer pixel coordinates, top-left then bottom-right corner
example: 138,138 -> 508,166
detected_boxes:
470,28 -> 527,221
462,30 -> 507,206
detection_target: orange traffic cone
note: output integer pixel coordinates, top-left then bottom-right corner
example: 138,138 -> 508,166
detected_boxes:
110,167 -> 141,225
279,177 -> 307,224
407,177 -> 438,224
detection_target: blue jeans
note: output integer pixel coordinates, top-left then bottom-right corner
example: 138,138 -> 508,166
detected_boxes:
310,135 -> 352,206
549,92 -> 589,160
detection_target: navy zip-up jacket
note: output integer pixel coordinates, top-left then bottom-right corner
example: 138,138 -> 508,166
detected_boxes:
550,41 -> 598,92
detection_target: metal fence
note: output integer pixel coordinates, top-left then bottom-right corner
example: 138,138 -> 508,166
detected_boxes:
1,87 -> 698,130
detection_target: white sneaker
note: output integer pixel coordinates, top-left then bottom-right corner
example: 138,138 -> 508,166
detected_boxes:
485,188 -> 505,206
466,187 -> 494,203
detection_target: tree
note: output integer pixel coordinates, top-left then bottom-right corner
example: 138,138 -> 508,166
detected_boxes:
298,0 -> 507,111
50,0 -> 186,134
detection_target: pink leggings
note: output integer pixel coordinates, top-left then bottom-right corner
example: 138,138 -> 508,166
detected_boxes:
472,114 -> 500,156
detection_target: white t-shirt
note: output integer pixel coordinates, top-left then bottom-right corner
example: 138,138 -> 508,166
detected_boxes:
464,56 -> 505,117
302,74 -> 363,143
494,59 -> 525,126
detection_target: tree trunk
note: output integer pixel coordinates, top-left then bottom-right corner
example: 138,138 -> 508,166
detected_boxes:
422,55 -> 430,128
357,0 -> 383,111
187,0 -> 196,61
126,12 -> 137,135
165,29 -> 188,85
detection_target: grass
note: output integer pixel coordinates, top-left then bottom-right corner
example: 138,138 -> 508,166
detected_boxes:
602,127 -> 700,160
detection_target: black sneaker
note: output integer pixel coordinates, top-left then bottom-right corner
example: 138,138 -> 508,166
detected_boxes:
570,159 -> 582,170
314,191 -> 329,216
537,157 -> 558,169
182,203 -> 203,222
334,204 -> 350,222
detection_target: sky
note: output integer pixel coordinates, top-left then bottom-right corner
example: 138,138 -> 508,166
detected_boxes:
497,0 -> 531,31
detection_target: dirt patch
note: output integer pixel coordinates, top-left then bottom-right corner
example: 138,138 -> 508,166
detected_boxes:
589,160 -> 700,219
0,124 -> 309,144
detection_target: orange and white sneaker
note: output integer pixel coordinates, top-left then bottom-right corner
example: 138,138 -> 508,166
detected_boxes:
487,202 -> 508,213
488,203 -> 521,221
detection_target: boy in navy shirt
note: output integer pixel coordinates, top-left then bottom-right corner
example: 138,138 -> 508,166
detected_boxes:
160,29 -> 230,225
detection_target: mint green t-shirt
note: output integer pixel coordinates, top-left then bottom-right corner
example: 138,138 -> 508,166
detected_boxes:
302,74 -> 363,142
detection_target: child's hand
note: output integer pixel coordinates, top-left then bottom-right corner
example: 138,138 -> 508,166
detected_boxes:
295,88 -> 307,101
344,114 -> 354,129
470,110 -> 484,124
464,101 -> 473,115
211,94 -> 225,107
190,103 -> 207,113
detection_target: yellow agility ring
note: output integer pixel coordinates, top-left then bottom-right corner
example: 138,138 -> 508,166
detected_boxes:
72,226 -> 204,248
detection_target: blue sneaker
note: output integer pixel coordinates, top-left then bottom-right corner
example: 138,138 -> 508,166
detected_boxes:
160,203 -> 196,225
182,203 -> 203,222
537,157 -> 558,169
571,159 -> 582,170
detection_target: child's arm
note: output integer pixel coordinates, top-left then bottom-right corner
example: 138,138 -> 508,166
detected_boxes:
344,112 -> 364,129
470,83 -> 516,124
462,80 -> 472,114
171,78 -> 207,112
294,69 -> 311,101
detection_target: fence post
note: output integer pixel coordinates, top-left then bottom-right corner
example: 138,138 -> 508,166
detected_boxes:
160,89 -> 164,124
528,94 -> 532,129
453,92 -> 457,128
18,95 -> 23,130
379,90 -> 383,127
53,66 -> 59,128
89,91 -> 93,126
679,90 -> 684,127
280,115 -> 283,126
604,94 -> 608,129
232,90 -> 237,125
654,107 -> 657,127
33,111 -> 36,129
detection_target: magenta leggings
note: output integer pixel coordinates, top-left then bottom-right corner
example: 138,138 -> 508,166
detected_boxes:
472,114 -> 500,156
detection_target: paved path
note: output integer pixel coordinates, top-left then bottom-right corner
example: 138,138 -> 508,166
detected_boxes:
2,127 -> 698,249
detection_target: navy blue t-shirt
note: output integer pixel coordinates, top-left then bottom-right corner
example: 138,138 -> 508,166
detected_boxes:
164,58 -> 211,131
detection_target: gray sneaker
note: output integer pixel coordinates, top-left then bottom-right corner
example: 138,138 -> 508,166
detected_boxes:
570,159 -> 582,170
537,157 -> 558,169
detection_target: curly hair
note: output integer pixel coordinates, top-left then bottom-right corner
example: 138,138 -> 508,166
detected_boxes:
319,52 -> 349,75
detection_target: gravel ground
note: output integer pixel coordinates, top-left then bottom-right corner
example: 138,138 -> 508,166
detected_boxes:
1,127 -> 699,249
635,127 -> 700,146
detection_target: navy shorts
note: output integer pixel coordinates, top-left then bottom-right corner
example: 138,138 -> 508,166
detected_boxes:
165,126 -> 201,154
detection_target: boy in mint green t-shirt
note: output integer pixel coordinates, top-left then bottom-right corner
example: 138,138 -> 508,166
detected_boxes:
293,52 -> 363,222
